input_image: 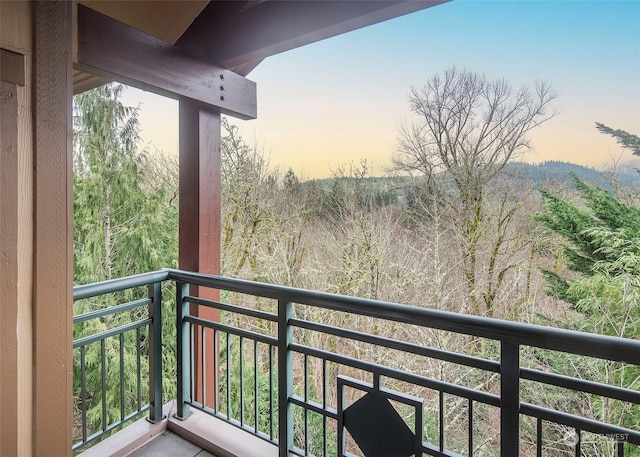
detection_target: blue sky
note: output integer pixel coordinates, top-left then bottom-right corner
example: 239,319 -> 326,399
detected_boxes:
124,0 -> 640,178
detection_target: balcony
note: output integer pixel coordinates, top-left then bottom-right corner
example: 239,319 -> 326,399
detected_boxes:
72,269 -> 640,457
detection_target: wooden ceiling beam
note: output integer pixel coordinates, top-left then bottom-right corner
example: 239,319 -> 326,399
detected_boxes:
75,4 -> 257,120
176,0 -> 448,74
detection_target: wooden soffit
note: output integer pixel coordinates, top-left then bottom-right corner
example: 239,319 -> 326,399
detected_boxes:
176,0 -> 449,74
73,0 -> 448,102
78,0 -> 209,44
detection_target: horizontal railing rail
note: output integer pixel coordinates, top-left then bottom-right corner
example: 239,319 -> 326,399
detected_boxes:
73,269 -> 640,456
167,269 -> 640,365
73,270 -> 169,301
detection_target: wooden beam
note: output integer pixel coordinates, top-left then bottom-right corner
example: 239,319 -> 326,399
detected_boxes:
179,100 -> 222,407
76,4 -> 257,120
32,1 -> 73,455
176,0 -> 448,73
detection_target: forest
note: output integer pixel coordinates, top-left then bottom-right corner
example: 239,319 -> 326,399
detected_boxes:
72,73 -> 640,456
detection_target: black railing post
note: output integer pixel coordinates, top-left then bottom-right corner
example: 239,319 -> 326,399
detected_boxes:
278,299 -> 293,457
500,341 -> 520,456
148,281 -> 164,422
175,281 -> 192,420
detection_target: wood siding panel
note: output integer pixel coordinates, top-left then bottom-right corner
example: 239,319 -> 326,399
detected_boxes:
0,1 -> 33,455
1,78 -> 20,457
16,65 -> 34,457
0,0 -> 32,53
32,2 -> 73,455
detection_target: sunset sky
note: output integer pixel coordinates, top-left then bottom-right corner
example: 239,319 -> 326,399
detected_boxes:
122,0 -> 640,179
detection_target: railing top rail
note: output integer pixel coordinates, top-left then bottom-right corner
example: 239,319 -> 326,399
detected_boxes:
73,270 -> 169,301
167,269 -> 640,365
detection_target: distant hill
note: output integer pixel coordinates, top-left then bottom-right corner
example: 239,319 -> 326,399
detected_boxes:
504,161 -> 640,191
301,161 -> 640,203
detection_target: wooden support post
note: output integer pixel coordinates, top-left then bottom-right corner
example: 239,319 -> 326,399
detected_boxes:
179,99 -> 221,408
32,1 -> 73,455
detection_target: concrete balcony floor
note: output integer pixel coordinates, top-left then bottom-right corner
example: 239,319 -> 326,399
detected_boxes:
78,401 -> 278,457
128,431 -> 217,457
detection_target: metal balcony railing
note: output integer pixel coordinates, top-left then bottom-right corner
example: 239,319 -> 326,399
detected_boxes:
73,269 -> 640,456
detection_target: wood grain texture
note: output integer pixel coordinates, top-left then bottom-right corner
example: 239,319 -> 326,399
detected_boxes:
16,66 -> 34,457
1,79 -> 19,457
1,3 -> 34,454
78,0 -> 208,44
179,100 -> 221,407
76,4 -> 257,120
32,1 -> 73,455
176,0 -> 448,72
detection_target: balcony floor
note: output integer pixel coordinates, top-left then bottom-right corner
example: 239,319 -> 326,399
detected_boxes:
76,401 -> 278,457
128,431 -> 217,457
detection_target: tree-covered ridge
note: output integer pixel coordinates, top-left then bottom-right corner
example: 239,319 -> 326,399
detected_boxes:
308,160 -> 640,196
504,160 -> 640,190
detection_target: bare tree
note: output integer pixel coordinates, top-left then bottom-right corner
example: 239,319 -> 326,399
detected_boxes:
393,67 -> 557,316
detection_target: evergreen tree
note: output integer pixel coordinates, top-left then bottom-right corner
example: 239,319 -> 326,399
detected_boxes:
73,83 -> 176,285
72,84 -> 178,442
536,173 -> 640,305
596,122 -> 640,156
